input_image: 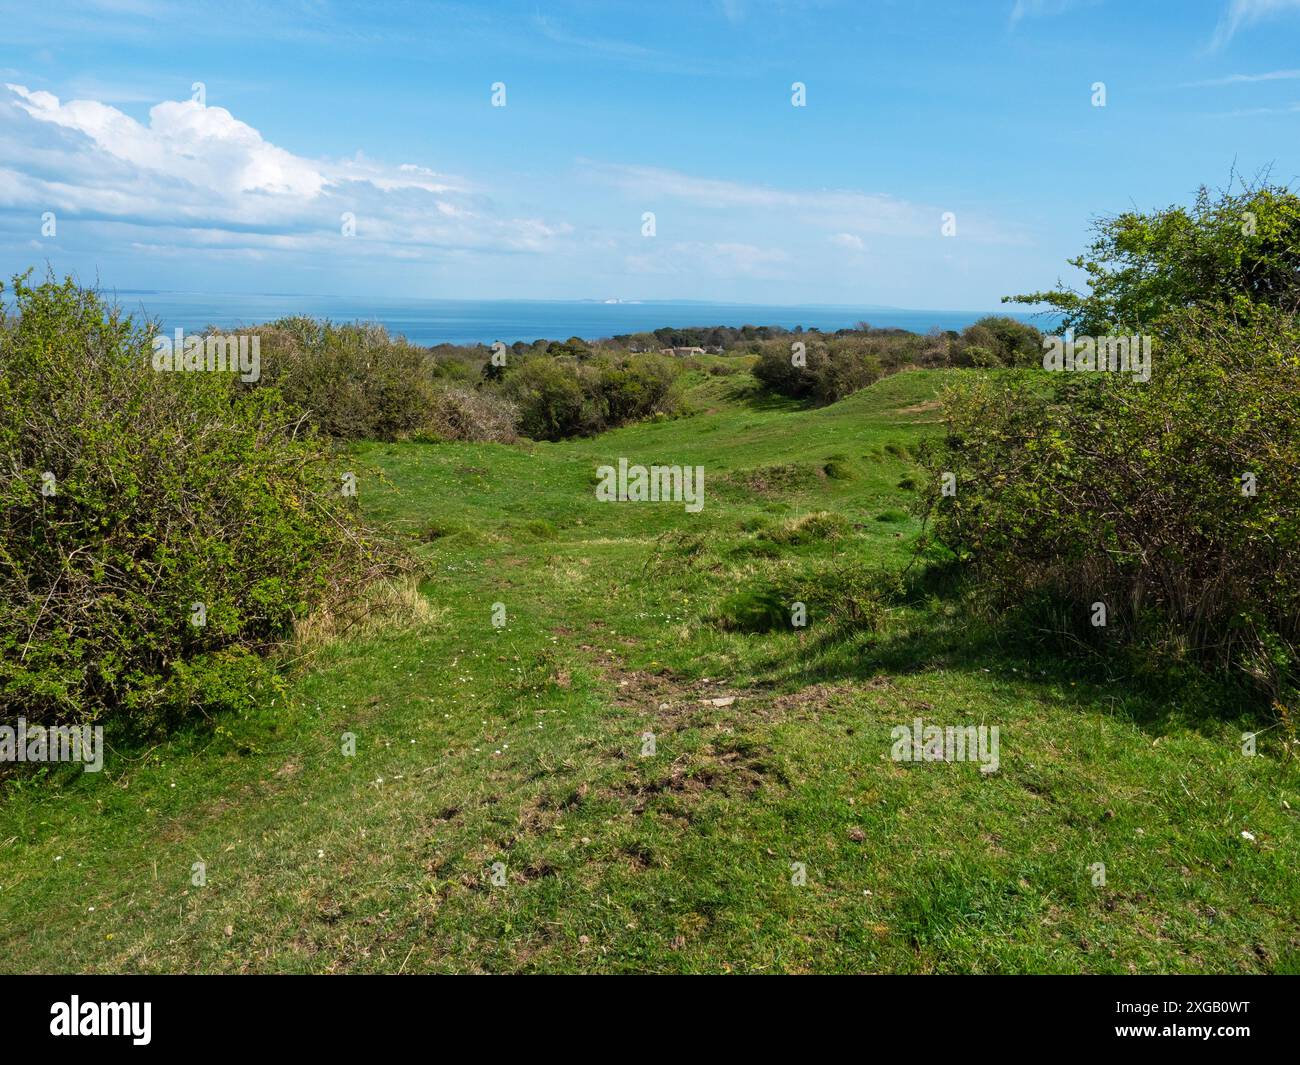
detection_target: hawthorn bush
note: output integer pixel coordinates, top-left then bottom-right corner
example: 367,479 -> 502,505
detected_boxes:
751,317 -> 1042,404
752,335 -> 882,403
247,317 -> 441,440
919,306 -> 1300,699
919,183 -> 1300,701
421,385 -> 520,443
1005,180 -> 1300,332
0,274 -> 394,735
502,352 -> 683,440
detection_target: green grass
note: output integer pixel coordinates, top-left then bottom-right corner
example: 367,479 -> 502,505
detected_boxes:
2,365 -> 1297,974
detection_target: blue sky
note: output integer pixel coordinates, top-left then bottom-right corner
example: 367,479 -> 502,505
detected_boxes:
1,0 -> 1297,308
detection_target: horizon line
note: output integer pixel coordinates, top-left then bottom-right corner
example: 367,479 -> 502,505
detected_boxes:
83,290 -> 1049,316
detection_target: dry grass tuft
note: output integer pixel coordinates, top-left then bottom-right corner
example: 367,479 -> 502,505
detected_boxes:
293,575 -> 446,652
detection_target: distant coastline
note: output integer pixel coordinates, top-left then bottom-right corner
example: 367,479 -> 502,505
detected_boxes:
66,291 -> 1057,347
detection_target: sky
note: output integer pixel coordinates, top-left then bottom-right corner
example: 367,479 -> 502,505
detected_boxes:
0,0 -> 1297,309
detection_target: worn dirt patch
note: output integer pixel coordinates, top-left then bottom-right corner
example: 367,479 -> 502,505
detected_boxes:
767,679 -> 887,716
728,463 -> 826,496
579,642 -> 748,733
614,743 -> 773,813
575,644 -> 789,811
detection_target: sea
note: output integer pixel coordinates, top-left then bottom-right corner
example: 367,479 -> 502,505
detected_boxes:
81,292 -> 1055,347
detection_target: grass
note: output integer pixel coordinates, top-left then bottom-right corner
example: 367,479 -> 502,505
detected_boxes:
1,364 -> 1297,974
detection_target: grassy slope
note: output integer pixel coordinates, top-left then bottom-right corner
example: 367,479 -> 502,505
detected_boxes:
1,367 -> 1296,974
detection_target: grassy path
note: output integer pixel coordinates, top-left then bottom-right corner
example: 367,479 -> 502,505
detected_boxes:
2,368 -> 1297,972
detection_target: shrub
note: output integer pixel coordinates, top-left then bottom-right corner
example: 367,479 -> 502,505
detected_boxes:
421,385 -> 519,443
752,335 -> 882,404
1006,180 -> 1300,333
247,317 -> 440,440
951,317 -> 1042,368
918,305 -> 1300,698
592,353 -> 682,425
0,273 -> 394,735
960,180 -> 1300,699
502,352 -> 683,440
751,321 -> 1041,401
504,356 -> 597,440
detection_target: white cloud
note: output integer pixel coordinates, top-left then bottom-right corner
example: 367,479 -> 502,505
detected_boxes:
582,161 -> 923,234
624,239 -> 791,280
581,160 -> 1023,244
1209,0 -> 1300,50
1186,68 -> 1300,85
830,232 -> 864,250
0,83 -> 569,261
9,85 -> 328,198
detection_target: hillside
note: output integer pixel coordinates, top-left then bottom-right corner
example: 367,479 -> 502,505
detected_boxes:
1,366 -> 1296,974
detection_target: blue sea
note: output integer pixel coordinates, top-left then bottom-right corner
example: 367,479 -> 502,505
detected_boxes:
82,291 -> 1054,347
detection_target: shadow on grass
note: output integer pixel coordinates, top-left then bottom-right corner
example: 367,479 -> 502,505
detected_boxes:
748,562 -> 1270,738
708,378 -> 814,415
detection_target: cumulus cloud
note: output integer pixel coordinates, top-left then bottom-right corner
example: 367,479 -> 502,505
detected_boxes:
9,85 -> 327,197
0,83 -> 570,261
